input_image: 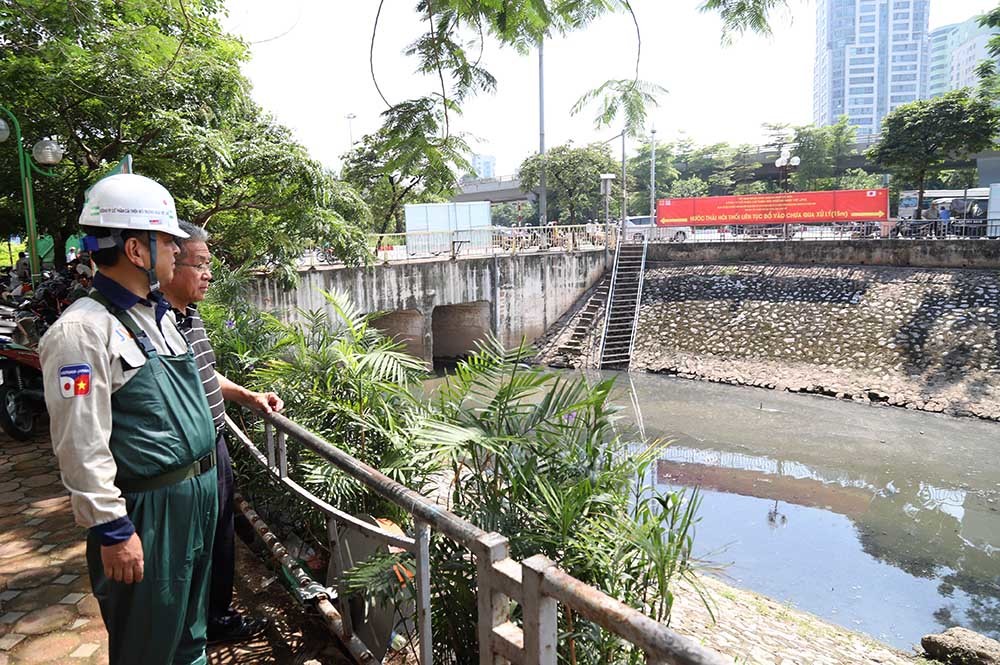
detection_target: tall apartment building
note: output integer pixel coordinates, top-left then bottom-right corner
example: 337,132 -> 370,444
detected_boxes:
928,16 -> 1000,98
470,154 -> 496,179
814,0 -> 930,135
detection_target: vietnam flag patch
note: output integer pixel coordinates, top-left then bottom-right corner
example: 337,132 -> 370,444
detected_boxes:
59,364 -> 92,398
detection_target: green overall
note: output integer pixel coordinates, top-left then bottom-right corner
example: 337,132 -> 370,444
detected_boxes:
85,299 -> 218,665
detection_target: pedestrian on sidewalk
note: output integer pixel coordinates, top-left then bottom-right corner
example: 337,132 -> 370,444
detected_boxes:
160,220 -> 282,644
39,173 -> 218,665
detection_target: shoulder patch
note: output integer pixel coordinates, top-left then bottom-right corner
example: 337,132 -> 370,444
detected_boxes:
59,364 -> 92,398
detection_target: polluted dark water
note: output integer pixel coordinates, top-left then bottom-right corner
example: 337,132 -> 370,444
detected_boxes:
596,370 -> 1000,650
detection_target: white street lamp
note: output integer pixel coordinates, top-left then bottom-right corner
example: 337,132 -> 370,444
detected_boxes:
32,138 -> 64,166
0,119 -> 9,143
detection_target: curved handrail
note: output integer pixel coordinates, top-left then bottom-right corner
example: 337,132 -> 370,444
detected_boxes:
234,408 -> 729,665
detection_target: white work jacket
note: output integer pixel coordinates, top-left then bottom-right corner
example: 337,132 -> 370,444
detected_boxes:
39,295 -> 189,529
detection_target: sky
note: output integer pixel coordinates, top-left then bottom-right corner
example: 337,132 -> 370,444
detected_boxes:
222,0 -> 996,176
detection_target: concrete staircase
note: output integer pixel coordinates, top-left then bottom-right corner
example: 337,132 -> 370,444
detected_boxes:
556,278 -> 610,359
599,240 -> 647,369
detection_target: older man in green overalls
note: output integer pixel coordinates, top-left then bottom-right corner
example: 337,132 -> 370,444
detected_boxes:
40,173 -> 218,665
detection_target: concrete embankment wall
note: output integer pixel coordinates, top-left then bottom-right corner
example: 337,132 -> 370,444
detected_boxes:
628,263 -> 1000,420
250,249 -> 608,360
647,239 -> 1000,270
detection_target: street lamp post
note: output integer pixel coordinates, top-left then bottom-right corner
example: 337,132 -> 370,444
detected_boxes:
0,105 -> 63,285
620,129 -> 627,227
345,113 -> 357,149
774,148 -> 800,240
600,173 -> 616,261
649,128 -> 657,221
774,147 -> 800,193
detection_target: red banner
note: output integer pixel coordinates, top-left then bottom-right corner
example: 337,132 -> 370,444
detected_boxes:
655,189 -> 889,227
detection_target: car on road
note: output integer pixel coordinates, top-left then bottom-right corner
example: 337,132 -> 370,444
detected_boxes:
625,215 -> 691,242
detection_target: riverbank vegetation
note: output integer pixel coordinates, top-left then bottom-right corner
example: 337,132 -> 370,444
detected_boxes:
201,269 -> 704,663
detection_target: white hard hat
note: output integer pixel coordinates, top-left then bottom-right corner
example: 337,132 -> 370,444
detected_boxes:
79,173 -> 189,238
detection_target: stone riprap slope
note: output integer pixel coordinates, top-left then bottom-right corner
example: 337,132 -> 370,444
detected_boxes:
626,264 -> 1000,420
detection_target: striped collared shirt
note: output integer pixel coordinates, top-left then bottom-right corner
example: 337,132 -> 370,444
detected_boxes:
176,305 -> 226,433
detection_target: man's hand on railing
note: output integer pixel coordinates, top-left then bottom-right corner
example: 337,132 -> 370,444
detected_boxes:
246,390 -> 284,414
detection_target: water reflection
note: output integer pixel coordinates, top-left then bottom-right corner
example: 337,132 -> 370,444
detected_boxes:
596,370 -> 1000,648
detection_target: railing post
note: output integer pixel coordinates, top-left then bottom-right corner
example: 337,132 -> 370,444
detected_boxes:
415,520 -> 433,665
277,430 -> 288,479
521,555 -> 557,665
475,532 -> 511,665
326,516 -> 354,638
265,421 -> 275,469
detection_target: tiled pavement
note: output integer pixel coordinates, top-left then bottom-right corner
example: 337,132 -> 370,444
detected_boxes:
0,430 -> 352,665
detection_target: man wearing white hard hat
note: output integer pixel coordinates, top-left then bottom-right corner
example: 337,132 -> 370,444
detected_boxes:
39,173 -> 219,665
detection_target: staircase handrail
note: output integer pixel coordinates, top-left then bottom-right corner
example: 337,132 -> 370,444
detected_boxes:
624,231 -> 649,368
598,223 -> 624,367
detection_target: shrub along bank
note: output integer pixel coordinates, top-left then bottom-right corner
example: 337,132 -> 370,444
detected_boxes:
199,266 -> 703,664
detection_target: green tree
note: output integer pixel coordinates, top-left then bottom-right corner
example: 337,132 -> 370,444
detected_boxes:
518,143 -> 620,224
0,0 -> 369,270
837,168 -> 882,190
668,176 -> 709,198
790,117 -> 858,191
490,201 -> 536,227
672,142 -> 760,196
867,90 -> 1000,218
373,1 -> 785,220
627,141 -> 679,213
340,100 -> 468,235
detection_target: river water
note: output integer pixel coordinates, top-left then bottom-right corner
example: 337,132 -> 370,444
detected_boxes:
596,370 -> 1000,650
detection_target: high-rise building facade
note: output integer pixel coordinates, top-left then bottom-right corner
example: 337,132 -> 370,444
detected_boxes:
929,16 -> 1000,97
814,0 -> 930,135
470,154 -> 496,179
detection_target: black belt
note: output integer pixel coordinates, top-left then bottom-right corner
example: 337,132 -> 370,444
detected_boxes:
116,451 -> 217,493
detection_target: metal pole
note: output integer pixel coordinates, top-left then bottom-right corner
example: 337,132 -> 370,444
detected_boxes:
621,130 -> 627,226
0,105 -> 40,287
415,520 -> 432,664
649,128 -> 656,221
22,159 -> 41,284
345,113 -> 355,148
538,38 -> 547,226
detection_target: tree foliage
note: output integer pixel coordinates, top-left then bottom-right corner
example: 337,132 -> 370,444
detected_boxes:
201,270 -> 707,664
0,0 -> 369,271
626,140 -> 679,212
790,116 -> 862,191
340,99 -> 468,235
375,0 -> 786,200
867,90 -> 1000,218
519,143 -> 621,224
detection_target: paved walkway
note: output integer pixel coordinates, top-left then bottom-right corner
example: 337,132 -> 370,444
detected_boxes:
0,430 -> 348,665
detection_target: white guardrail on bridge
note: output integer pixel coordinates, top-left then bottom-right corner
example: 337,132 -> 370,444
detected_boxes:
225,411 -> 730,665
302,218 -> 996,268
305,225 -> 617,266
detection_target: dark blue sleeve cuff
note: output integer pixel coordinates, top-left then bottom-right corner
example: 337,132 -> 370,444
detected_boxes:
90,516 -> 136,546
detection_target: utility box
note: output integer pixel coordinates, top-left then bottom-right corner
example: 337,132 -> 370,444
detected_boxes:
404,202 -> 491,234
989,184 -> 1000,238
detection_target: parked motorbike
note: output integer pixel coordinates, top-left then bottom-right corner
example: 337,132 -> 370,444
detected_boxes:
0,270 -> 76,440
0,337 -> 43,440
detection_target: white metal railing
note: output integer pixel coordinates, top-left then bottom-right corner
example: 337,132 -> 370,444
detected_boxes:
302,218 -> 989,268
227,411 -> 729,665
597,225 -> 625,365
631,218 -> 997,244
305,225 -> 618,267
625,232 -> 650,368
